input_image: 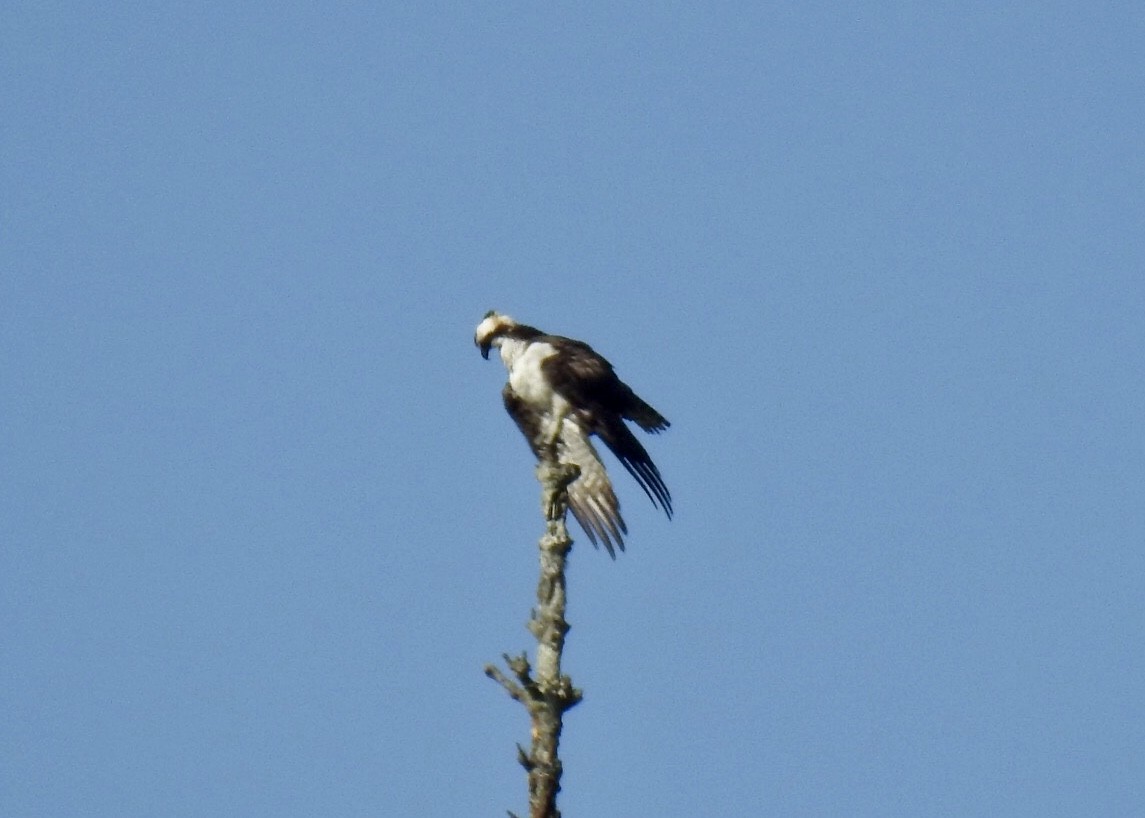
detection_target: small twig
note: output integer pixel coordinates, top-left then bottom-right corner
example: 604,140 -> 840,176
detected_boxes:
484,664 -> 526,703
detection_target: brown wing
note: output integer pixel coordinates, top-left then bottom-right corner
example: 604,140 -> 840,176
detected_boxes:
541,336 -> 670,432
540,337 -> 672,519
502,384 -> 628,557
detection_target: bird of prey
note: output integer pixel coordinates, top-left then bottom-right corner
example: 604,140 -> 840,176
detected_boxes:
474,311 -> 672,556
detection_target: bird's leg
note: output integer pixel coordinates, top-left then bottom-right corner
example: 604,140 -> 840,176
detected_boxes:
538,458 -> 580,524
541,407 -> 565,463
538,408 -> 579,522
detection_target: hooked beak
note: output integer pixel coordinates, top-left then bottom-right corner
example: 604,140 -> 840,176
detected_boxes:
476,337 -> 492,360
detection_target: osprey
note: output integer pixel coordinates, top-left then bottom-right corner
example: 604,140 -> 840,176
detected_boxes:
475,311 -> 672,556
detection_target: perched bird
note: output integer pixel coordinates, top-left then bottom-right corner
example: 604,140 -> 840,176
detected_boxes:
475,311 -> 672,556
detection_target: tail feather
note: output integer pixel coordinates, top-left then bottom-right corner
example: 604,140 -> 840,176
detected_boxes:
623,389 -> 670,433
596,420 -> 673,518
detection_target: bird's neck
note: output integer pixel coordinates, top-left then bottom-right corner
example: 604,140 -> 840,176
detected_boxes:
497,336 -> 531,370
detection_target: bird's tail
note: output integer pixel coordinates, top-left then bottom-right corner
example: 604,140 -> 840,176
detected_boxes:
624,392 -> 670,433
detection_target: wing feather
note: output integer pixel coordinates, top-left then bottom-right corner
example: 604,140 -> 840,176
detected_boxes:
541,336 -> 670,432
559,419 -> 627,558
595,419 -> 673,518
503,384 -> 628,557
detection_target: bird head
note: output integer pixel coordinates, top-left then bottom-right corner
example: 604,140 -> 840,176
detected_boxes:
474,310 -> 517,360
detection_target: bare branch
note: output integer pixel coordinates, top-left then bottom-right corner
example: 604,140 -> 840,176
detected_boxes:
488,456 -> 582,818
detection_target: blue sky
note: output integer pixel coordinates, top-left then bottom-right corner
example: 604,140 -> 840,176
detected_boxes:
3,3 -> 1143,816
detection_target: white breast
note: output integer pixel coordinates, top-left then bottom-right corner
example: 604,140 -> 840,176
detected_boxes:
505,341 -> 559,406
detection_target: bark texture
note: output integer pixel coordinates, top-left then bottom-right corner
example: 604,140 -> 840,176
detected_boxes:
486,460 -> 583,818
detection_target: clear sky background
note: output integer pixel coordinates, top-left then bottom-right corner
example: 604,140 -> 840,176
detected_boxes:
3,3 -> 1143,816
